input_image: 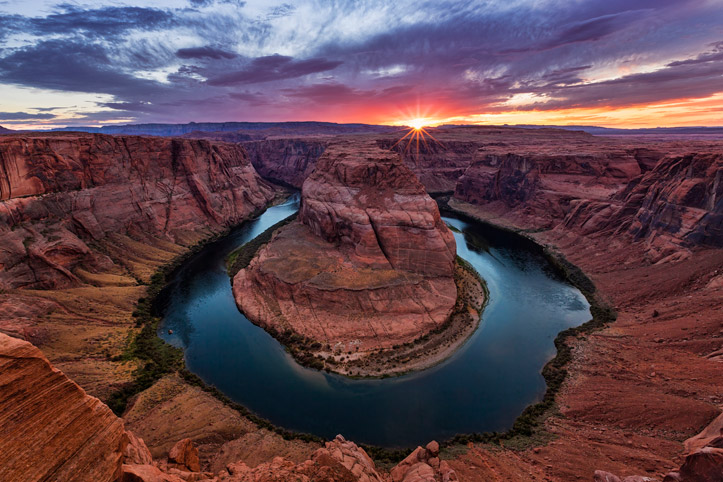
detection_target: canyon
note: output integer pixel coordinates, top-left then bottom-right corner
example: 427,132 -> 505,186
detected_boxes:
0,125 -> 721,481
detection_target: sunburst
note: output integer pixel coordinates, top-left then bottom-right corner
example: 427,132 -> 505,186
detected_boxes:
391,118 -> 444,159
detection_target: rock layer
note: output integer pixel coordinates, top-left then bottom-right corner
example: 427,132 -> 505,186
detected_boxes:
0,133 -> 276,289
0,333 -> 127,482
233,141 -> 457,351
243,139 -> 328,188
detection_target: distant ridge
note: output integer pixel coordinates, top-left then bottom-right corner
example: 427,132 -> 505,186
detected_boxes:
0,125 -> 13,133
500,124 -> 723,136
51,121 -> 400,137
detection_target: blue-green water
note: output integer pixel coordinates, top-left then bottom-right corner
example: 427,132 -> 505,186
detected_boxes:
158,196 -> 590,448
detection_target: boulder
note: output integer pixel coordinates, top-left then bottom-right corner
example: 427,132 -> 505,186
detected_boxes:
124,431 -> 154,465
594,471 -> 622,482
390,440 -> 455,482
121,464 -> 185,482
678,447 -> 723,482
169,438 -> 201,472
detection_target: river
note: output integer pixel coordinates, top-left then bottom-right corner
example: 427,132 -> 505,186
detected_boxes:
158,195 -> 590,448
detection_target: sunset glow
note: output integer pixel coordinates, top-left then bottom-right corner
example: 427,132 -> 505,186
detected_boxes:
0,1 -> 721,130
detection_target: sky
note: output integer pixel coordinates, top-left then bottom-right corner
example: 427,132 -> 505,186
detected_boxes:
1,0 -> 722,129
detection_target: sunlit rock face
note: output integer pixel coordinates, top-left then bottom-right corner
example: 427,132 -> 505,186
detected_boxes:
0,133 -> 276,289
299,141 -> 456,277
0,333 -> 127,482
233,140 -> 457,351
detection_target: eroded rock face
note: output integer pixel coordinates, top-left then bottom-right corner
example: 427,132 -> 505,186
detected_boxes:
243,139 -> 328,188
454,149 -> 722,261
454,151 -> 641,229
0,133 -> 276,289
613,153 -> 722,254
299,142 -> 456,277
233,141 -> 457,351
0,333 -> 127,482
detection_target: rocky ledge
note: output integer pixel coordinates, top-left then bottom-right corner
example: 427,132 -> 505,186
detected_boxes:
232,141 -> 483,375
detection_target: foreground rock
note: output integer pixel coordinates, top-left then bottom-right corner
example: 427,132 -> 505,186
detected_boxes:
390,441 -> 457,482
233,141 -> 458,358
0,333 -> 127,481
168,438 -> 201,472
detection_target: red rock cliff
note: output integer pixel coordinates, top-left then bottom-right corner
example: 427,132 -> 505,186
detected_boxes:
242,138 -> 328,188
0,133 -> 276,289
299,142 -> 456,277
233,141 -> 457,352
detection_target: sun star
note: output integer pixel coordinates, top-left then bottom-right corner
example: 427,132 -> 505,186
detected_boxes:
409,118 -> 427,130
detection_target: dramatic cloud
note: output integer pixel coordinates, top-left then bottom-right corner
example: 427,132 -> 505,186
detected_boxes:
176,46 -> 237,60
27,5 -> 175,37
206,55 -> 343,86
0,39 -> 167,97
0,0 -> 721,128
0,111 -> 56,120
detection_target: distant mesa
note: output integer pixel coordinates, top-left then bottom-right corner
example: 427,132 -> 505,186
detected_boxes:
232,140 -> 461,364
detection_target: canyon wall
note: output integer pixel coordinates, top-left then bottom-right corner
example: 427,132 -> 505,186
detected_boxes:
454,150 -> 722,261
0,133 -> 276,289
243,139 -> 328,188
377,138 -> 481,194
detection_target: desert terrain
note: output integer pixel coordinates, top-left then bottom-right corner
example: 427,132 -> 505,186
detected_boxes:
0,125 -> 721,481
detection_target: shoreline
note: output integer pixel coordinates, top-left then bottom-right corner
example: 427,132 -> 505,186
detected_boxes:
226,215 -> 488,378
437,198 -> 618,448
313,257 -> 487,378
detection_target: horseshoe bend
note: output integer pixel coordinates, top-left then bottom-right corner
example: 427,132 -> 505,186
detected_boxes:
230,141 -> 486,376
1,125 -> 721,481
2,4 -> 723,477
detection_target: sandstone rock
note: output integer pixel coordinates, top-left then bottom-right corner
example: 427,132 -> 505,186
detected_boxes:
379,138 -> 481,194
677,447 -> 723,482
439,460 -> 458,482
594,471 -> 622,482
169,438 -> 201,472
449,130 -> 722,261
685,412 -> 723,454
122,464 -> 185,482
125,431 -> 154,465
244,139 -> 328,188
234,141 -> 457,351
399,462 -> 436,482
0,133 -> 276,289
311,435 -> 384,482
612,153 -> 723,260
425,441 -> 439,457
0,333 -> 126,481
299,141 -> 456,277
390,441 -> 456,482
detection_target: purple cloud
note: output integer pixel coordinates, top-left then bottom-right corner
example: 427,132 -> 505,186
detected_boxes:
207,54 -> 343,86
